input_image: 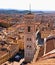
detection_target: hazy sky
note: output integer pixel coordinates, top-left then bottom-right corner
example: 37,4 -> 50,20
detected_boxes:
0,0 -> 55,11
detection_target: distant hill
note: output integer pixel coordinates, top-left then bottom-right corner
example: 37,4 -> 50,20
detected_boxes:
0,9 -> 55,14
0,9 -> 44,14
0,9 -> 28,14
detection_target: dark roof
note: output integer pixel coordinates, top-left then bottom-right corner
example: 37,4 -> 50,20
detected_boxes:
46,36 -> 55,41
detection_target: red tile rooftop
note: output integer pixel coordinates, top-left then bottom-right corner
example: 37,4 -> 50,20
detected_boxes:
0,50 -> 8,58
27,59 -> 55,65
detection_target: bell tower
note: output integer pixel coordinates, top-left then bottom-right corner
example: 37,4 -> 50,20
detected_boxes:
24,13 -> 36,62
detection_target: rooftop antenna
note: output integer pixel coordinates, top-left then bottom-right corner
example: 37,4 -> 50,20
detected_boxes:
29,3 -> 31,14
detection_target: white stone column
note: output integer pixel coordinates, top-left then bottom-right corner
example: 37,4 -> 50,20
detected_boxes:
44,38 -> 46,55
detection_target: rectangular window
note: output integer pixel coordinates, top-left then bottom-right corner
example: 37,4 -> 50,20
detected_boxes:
28,26 -> 30,32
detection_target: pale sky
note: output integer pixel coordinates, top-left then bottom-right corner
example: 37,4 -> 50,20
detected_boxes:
0,0 -> 55,11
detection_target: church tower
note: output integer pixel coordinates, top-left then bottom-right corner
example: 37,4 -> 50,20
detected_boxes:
24,12 -> 36,62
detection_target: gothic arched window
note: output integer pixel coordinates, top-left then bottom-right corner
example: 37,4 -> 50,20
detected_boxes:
28,26 -> 30,32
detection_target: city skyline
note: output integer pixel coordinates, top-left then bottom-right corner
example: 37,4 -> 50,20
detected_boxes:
0,0 -> 55,11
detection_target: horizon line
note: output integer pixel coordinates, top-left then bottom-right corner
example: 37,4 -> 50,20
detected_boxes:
0,8 -> 55,11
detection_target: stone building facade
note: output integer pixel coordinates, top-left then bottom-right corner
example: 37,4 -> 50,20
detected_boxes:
20,13 -> 55,62
24,13 -> 36,62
